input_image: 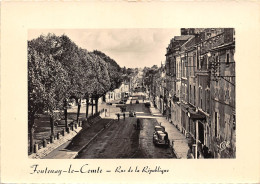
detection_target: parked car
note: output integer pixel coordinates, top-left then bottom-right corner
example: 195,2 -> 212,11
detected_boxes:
153,130 -> 169,147
144,102 -> 151,107
120,106 -> 127,112
129,110 -> 136,117
154,125 -> 165,132
119,100 -> 125,104
136,100 -> 139,104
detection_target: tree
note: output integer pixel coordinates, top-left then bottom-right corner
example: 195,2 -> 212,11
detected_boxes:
28,43 -> 70,152
89,53 -> 111,114
77,48 -> 95,118
28,34 -> 123,153
29,34 -> 78,131
92,50 -> 122,91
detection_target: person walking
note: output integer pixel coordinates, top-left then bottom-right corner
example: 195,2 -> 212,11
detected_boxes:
117,113 -> 120,121
123,112 -> 125,120
187,144 -> 194,159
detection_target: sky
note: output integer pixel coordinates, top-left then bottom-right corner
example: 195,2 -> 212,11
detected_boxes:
28,29 -> 180,68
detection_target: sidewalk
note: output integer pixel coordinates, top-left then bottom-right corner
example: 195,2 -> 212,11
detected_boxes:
29,127 -> 82,159
42,104 -> 121,159
149,102 -> 189,159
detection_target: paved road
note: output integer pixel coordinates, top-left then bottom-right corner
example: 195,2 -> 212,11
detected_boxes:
76,94 -> 176,158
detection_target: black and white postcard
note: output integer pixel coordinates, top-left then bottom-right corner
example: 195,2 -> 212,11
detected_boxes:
1,1 -> 260,184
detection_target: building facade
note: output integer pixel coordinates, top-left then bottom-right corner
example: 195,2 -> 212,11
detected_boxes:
162,28 -> 235,158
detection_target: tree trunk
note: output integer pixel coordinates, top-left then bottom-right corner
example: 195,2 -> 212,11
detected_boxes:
64,99 -> 68,130
91,98 -> 94,116
86,97 -> 89,118
50,115 -> 54,136
77,98 -> 82,123
95,97 -> 99,114
29,117 -> 35,153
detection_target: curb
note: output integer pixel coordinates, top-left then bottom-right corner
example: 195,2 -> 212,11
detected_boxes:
170,143 -> 181,159
29,127 -> 82,159
73,119 -> 114,158
149,105 -> 181,159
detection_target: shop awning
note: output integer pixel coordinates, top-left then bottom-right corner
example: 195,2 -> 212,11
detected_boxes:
180,103 -> 207,120
188,109 -> 206,120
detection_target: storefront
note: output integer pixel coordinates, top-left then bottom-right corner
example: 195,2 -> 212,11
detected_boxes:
187,108 -> 206,158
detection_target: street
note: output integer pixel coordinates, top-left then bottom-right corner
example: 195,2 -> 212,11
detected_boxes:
76,94 -> 176,158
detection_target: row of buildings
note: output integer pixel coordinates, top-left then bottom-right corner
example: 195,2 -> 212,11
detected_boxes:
105,81 -> 130,102
147,28 -> 235,158
105,68 -> 144,103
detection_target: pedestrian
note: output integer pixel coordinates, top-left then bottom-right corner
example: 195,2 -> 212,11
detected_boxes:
208,150 -> 214,158
187,144 -> 194,159
123,112 -> 125,120
164,131 -> 169,144
203,145 -> 209,158
216,150 -> 221,159
117,113 -> 120,121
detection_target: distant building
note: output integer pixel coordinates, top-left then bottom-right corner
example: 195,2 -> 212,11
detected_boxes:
105,81 -> 130,102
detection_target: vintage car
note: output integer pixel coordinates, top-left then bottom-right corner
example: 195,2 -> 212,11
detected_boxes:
129,110 -> 136,117
153,130 -> 170,147
154,125 -> 165,132
153,125 -> 169,147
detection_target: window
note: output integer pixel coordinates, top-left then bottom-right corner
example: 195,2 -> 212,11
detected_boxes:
193,54 -> 196,67
226,53 -> 230,64
199,88 -> 201,108
205,90 -> 207,111
197,56 -> 200,70
189,57 -> 191,76
206,90 -> 210,113
194,86 -> 196,105
189,85 -> 191,103
215,112 -> 219,137
225,88 -> 230,103
206,56 -> 209,69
